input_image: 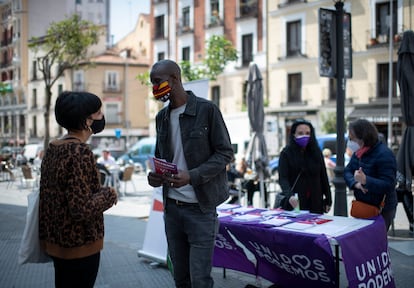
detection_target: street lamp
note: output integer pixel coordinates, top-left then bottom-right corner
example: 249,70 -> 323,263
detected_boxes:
332,0 -> 348,216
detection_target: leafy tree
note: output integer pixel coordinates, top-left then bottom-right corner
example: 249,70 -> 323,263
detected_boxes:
181,35 -> 238,81
29,14 -> 101,149
136,35 -> 237,101
321,111 -> 339,134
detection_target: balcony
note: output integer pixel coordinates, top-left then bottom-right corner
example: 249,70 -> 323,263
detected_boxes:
366,32 -> 402,49
103,83 -> 121,93
278,0 -> 307,9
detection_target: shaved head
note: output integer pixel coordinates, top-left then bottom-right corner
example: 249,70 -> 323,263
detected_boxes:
150,59 -> 181,81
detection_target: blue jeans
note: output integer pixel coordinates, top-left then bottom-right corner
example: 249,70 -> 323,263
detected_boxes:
164,199 -> 218,288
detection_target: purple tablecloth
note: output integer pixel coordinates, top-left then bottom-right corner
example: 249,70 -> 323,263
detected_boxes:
213,210 -> 394,288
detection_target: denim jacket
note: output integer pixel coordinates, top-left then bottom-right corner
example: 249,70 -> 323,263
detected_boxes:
155,91 -> 233,213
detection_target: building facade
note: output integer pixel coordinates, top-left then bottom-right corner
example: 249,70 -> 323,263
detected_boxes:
0,0 -> 152,150
149,0 -> 413,157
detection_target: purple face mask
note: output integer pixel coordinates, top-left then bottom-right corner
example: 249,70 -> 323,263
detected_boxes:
295,135 -> 310,148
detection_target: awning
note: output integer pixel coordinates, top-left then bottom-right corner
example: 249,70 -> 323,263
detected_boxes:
347,104 -> 402,123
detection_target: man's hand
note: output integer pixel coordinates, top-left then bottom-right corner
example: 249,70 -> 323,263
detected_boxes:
147,171 -> 164,187
165,170 -> 191,188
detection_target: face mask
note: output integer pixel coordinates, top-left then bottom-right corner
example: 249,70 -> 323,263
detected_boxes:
347,140 -> 361,153
295,135 -> 310,148
152,81 -> 171,102
90,115 -> 105,134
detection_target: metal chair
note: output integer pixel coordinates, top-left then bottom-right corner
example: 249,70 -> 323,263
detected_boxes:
20,165 -> 38,190
119,165 -> 136,196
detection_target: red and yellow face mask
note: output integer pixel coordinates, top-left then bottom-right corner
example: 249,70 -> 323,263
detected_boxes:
152,81 -> 171,102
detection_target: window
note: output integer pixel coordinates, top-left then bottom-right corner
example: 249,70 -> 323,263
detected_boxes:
182,47 -> 190,61
154,15 -> 165,39
182,6 -> 190,29
105,103 -> 120,124
32,115 -> 37,137
211,85 -> 220,107
32,88 -> 37,108
32,60 -> 37,80
157,52 -> 165,61
287,73 -> 302,103
76,0 -> 81,4
376,0 -> 397,42
73,70 -> 84,91
239,0 -> 257,17
241,34 -> 253,67
105,71 -> 118,91
329,78 -> 336,101
210,0 -> 221,25
377,63 -> 397,99
287,20 -> 301,56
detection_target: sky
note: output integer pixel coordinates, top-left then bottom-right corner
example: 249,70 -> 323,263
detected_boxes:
110,0 -> 150,43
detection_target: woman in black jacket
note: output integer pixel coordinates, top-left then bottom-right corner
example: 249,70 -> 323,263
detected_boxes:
277,119 -> 332,214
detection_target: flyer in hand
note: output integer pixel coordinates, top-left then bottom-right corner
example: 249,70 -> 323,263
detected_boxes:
149,157 -> 178,175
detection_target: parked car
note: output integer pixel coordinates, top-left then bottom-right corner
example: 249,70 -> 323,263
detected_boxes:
117,137 -> 156,173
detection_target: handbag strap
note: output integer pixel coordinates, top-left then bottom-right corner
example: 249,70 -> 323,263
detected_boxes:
289,171 -> 302,195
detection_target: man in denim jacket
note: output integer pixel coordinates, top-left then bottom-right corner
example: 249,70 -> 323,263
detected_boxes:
147,59 -> 233,288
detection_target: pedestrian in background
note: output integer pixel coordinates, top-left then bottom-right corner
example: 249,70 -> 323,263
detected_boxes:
344,118 -> 397,231
277,119 -> 332,214
147,59 -> 233,288
322,148 -> 336,184
39,91 -> 118,288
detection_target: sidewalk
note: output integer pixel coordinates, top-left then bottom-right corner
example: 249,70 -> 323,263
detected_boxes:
0,172 -> 413,287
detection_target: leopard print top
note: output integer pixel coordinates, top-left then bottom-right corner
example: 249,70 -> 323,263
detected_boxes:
39,138 -> 117,259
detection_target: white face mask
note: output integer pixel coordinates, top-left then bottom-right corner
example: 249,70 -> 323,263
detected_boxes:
347,140 -> 361,153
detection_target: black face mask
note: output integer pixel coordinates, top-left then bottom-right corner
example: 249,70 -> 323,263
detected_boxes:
90,115 -> 105,134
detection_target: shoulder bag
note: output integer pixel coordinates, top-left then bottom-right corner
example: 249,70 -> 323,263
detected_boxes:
350,195 -> 386,219
18,189 -> 51,265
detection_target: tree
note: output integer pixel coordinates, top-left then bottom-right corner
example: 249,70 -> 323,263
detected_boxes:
29,14 -> 101,149
321,111 -> 340,134
181,35 -> 238,81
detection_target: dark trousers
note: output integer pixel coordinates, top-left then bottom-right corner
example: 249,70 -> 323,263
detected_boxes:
52,252 -> 100,288
245,180 -> 268,206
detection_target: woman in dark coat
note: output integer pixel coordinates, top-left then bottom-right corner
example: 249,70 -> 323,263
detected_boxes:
344,119 -> 397,231
277,119 -> 332,214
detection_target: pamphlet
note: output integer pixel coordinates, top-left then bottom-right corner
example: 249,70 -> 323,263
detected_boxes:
149,157 -> 178,175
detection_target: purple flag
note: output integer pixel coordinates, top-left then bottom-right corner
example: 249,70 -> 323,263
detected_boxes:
335,216 -> 395,288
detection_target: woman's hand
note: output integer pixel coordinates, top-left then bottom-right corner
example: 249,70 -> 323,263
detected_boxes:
288,195 -> 299,209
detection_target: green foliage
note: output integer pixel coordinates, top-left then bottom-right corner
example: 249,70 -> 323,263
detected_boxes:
29,14 -> 101,81
28,14 -> 101,148
0,82 -> 13,96
321,112 -> 337,134
180,35 -> 238,81
136,71 -> 151,86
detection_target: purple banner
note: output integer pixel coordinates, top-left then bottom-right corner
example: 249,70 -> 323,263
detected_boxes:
335,216 -> 395,288
215,221 -> 336,287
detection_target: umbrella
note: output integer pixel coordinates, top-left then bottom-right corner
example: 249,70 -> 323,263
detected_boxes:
396,30 -> 414,230
245,62 -> 269,208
